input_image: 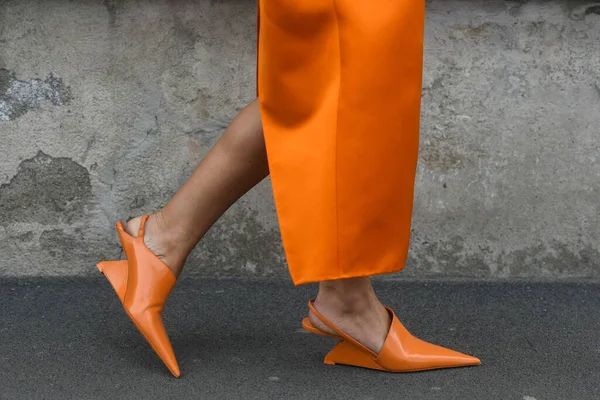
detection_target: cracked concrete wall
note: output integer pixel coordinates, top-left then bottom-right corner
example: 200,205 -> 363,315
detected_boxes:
0,0 -> 599,279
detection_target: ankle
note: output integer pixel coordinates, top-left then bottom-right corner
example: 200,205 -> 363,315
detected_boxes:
310,278 -> 391,353
144,212 -> 183,254
124,212 -> 188,277
150,210 -> 197,251
315,278 -> 379,315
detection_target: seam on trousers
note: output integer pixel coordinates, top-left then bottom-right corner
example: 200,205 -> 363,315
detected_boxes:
255,1 -> 260,98
332,0 -> 342,278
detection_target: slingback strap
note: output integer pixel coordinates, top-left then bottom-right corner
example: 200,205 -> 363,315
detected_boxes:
138,215 -> 149,238
116,215 -> 150,241
307,299 -> 378,358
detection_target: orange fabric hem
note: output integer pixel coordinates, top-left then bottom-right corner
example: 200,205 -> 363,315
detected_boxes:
291,264 -> 407,286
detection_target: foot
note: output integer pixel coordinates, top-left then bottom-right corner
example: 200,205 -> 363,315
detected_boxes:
123,212 -> 190,278
308,278 -> 391,354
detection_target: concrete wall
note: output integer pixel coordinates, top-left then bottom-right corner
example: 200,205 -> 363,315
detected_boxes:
1,0 -> 599,279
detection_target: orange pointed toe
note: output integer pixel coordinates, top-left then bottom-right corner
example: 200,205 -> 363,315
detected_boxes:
97,215 -> 180,378
304,300 -> 480,372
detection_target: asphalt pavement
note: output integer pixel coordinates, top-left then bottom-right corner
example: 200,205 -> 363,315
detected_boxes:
1,277 -> 599,399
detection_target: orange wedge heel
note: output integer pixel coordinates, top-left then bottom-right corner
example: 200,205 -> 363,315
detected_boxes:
97,215 -> 180,378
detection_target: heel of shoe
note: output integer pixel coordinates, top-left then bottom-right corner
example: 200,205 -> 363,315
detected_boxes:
96,261 -> 108,274
302,317 -> 341,339
323,340 -> 385,371
97,260 -> 127,274
97,260 -> 128,303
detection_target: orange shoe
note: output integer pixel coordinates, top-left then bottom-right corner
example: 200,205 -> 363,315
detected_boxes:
96,215 -> 180,378
302,299 -> 480,372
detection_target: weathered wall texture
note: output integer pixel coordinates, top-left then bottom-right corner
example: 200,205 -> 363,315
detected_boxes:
0,1 -> 599,279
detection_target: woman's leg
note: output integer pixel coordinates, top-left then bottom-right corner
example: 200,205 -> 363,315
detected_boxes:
124,97 -> 392,353
124,98 -> 269,278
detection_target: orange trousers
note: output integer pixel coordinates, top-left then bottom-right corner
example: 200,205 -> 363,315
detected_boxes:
257,1 -> 425,285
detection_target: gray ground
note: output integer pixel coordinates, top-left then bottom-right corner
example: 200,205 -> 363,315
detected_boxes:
1,278 -> 599,399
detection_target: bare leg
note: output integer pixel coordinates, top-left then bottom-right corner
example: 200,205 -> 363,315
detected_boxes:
125,98 -> 268,277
